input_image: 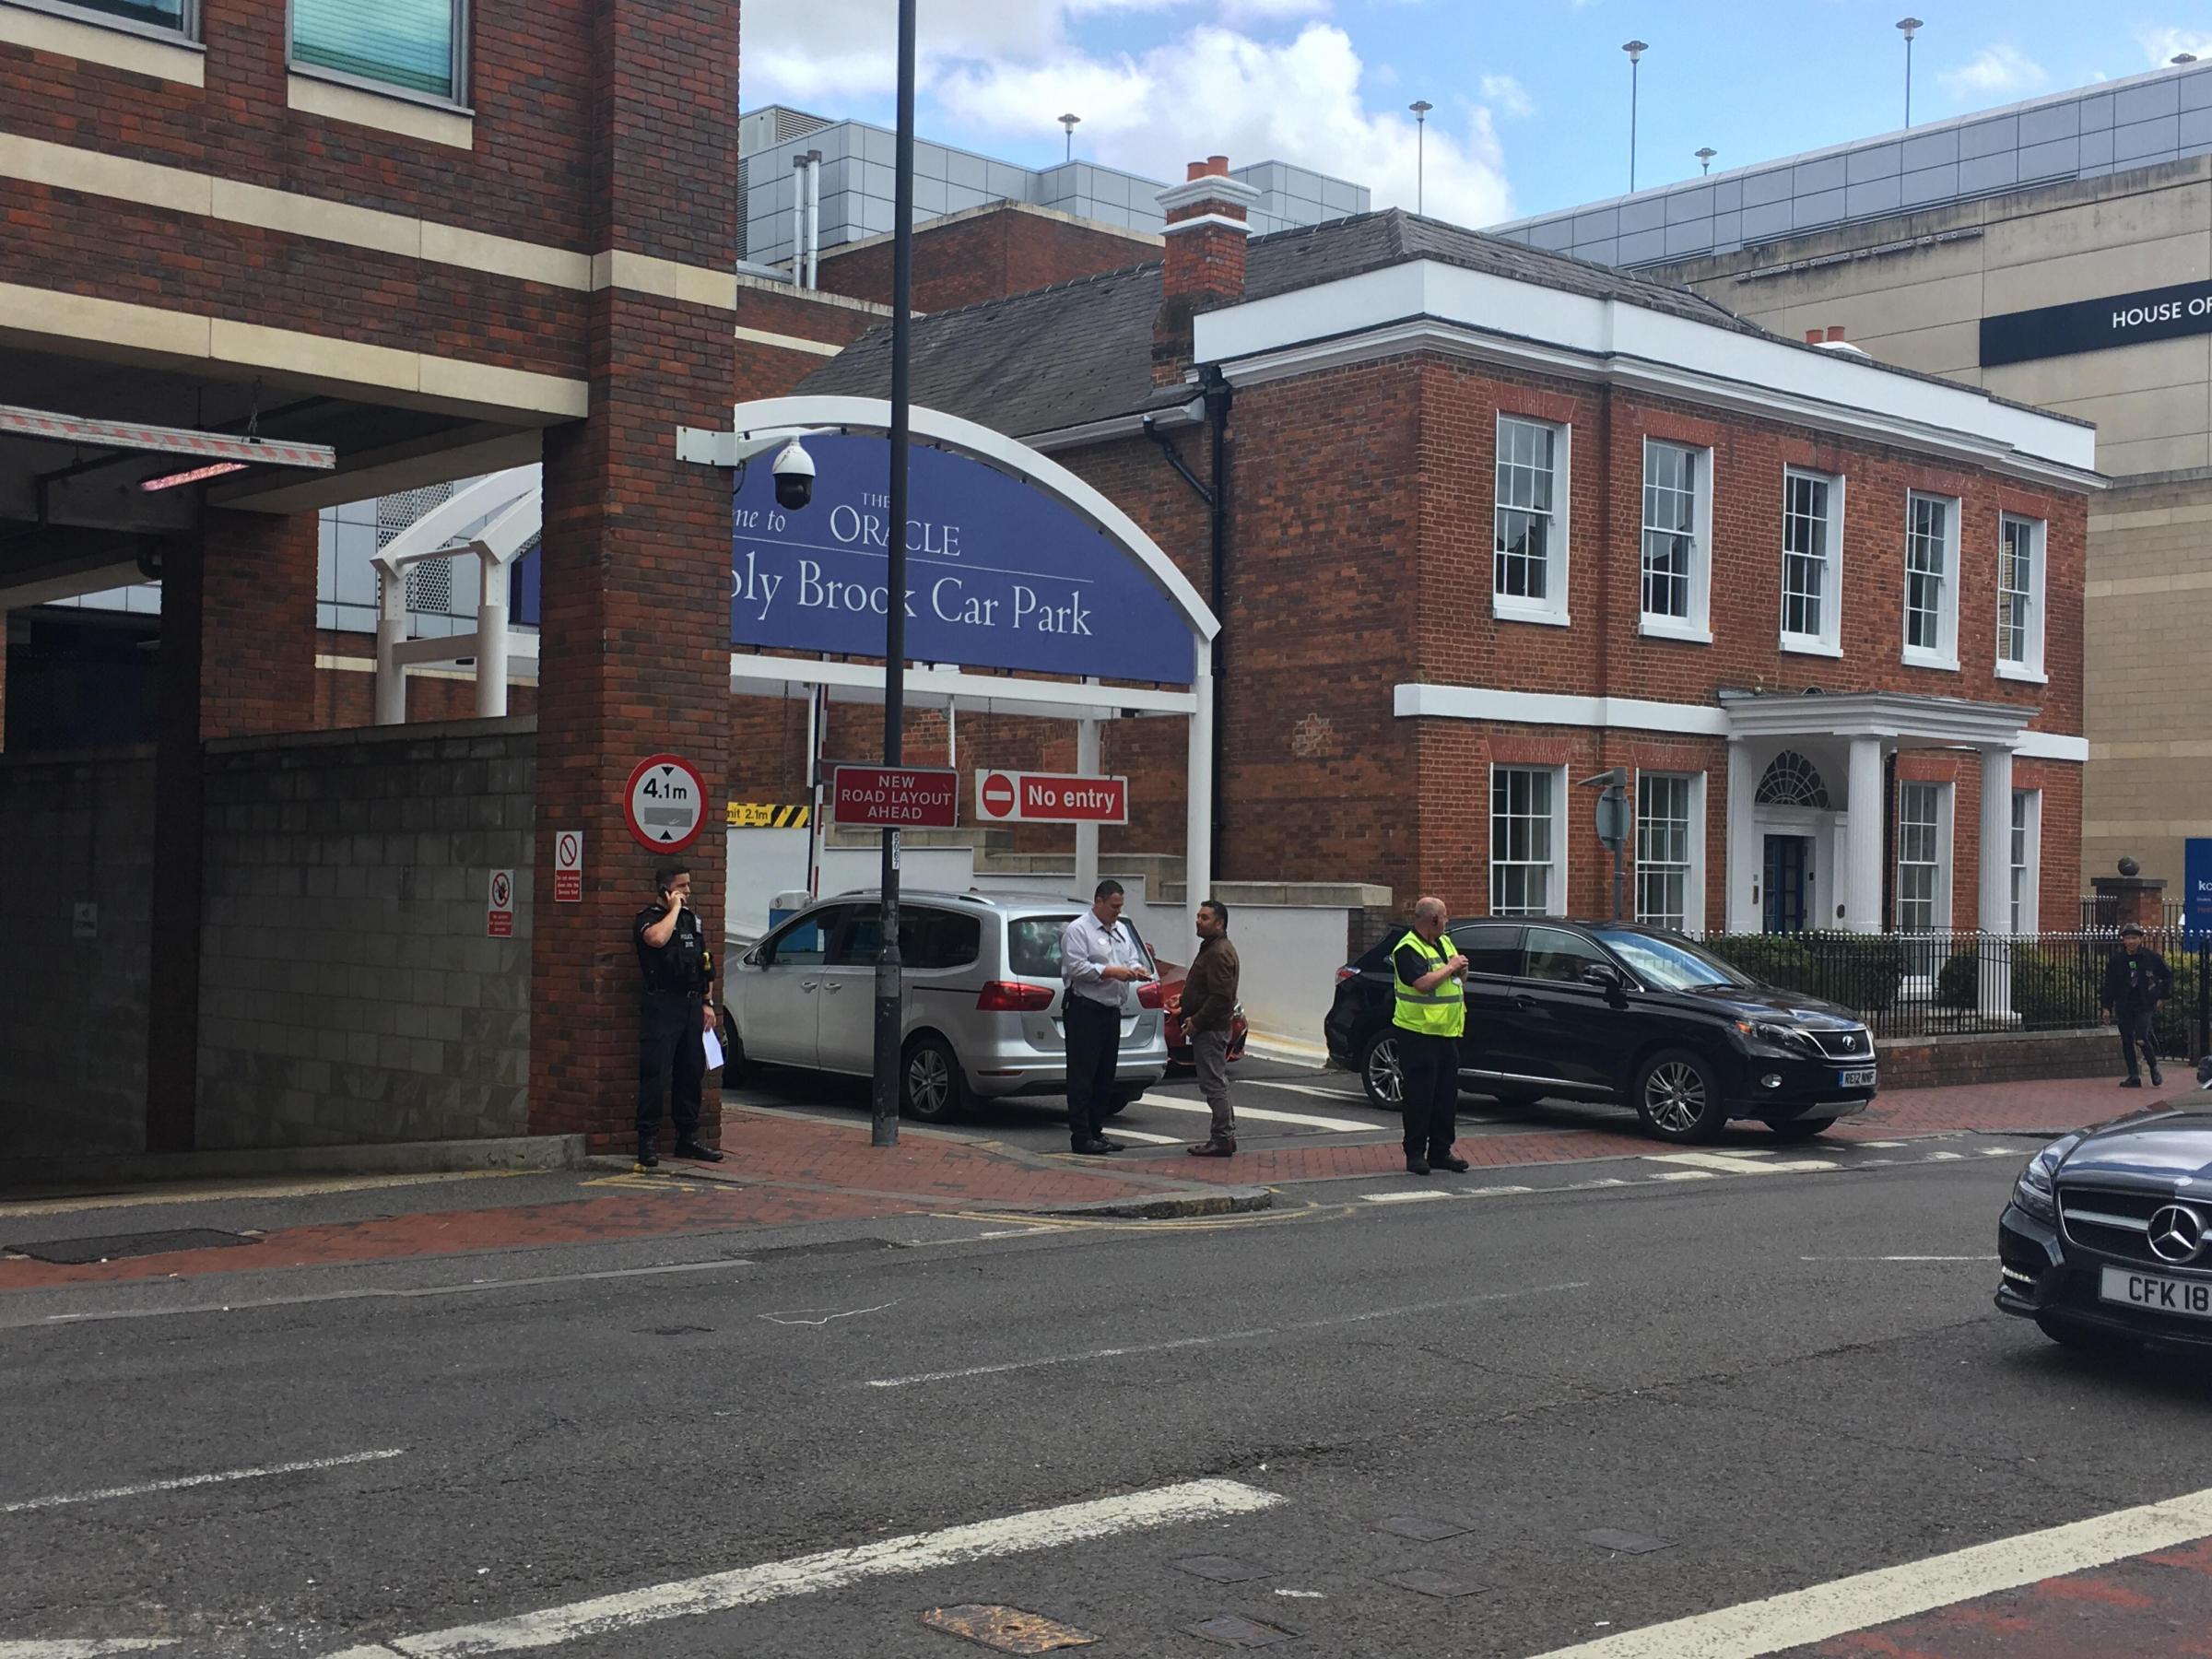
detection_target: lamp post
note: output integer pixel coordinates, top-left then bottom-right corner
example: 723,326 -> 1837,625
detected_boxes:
1695,146 -> 1716,176
1897,18 -> 1922,127
1622,41 -> 1647,193
2175,53 -> 2199,65
1059,112 -> 1080,162
871,0 -> 919,1149
1409,100 -> 1432,214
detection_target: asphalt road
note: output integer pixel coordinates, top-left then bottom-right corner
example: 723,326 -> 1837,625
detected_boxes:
13,1139 -> 2212,1657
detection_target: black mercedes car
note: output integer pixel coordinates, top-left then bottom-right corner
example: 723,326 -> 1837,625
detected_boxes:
1321,919 -> 1877,1144
1998,1108 -> 2212,1351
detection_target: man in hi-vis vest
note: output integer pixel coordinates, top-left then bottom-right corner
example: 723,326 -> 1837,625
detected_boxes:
1391,896 -> 1472,1176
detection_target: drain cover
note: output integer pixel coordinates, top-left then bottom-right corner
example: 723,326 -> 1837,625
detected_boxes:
1375,1514 -> 1469,1542
1581,1528 -> 1673,1555
9,1229 -> 253,1265
1190,1615 -> 1296,1648
920,1606 -> 1097,1653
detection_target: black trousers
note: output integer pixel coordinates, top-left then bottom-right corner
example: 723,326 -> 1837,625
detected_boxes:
2118,1007 -> 2161,1079
1397,1030 -> 1463,1159
1065,995 -> 1122,1142
639,992 -> 705,1144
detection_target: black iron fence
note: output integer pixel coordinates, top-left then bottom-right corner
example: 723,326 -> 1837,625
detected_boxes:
2077,895 -> 2187,930
1696,927 -> 2211,1054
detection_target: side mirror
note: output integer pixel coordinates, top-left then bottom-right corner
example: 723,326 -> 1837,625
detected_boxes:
742,946 -> 765,968
1582,962 -> 1627,994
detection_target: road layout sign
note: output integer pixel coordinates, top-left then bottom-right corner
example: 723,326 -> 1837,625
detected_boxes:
553,830 -> 584,904
624,754 -> 707,852
975,770 -> 1129,825
487,868 -> 515,937
831,765 -> 959,829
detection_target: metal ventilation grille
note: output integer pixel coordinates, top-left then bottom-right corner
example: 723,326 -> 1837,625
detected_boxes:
406,559 -> 454,613
375,482 -> 455,547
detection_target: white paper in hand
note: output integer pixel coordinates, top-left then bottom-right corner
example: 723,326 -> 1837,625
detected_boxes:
702,1027 -> 725,1071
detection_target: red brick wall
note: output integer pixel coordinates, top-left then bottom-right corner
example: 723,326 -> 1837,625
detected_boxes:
734,285 -> 884,401
815,206 -> 1155,312
310,641 -> 542,731
200,512 -> 318,740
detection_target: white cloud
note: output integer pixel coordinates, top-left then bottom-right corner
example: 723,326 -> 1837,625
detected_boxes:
1937,44 -> 2049,100
741,0 -> 1077,105
1219,0 -> 1332,19
1478,73 -> 1533,119
2139,26 -> 2212,65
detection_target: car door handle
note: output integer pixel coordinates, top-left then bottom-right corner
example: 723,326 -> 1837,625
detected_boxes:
800,980 -> 818,993
825,982 -> 841,993
1513,994 -> 1535,1010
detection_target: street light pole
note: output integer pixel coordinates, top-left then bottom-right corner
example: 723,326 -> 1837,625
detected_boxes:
1897,18 -> 1922,128
1059,112 -> 1080,162
1409,100 -> 1432,215
871,0 -> 918,1149
1695,146 -> 1716,176
1622,41 -> 1647,193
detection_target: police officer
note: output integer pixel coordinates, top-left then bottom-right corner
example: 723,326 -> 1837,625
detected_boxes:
1391,895 -> 1472,1177
634,863 -> 724,1169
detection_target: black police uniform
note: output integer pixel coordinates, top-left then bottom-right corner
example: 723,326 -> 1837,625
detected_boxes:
634,900 -> 712,1154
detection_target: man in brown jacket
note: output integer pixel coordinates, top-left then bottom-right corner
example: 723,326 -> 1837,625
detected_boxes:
1182,899 -> 1241,1156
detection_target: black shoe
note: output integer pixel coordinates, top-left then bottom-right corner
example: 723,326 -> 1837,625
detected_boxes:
1406,1156 -> 1431,1176
673,1140 -> 725,1163
1071,1136 -> 1116,1156
636,1141 -> 660,1169
2151,1068 -> 2166,1088
1430,1153 -> 1471,1173
2122,1076 -> 2143,1088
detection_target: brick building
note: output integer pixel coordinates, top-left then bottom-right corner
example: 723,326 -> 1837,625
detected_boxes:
0,0 -> 739,1157
798,159 -> 2100,938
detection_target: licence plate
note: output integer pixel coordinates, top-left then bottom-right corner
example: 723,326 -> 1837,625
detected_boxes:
2100,1265 -> 2212,1319
1839,1067 -> 1877,1088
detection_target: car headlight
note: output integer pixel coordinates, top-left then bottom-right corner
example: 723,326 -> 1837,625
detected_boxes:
1733,1018 -> 1809,1056
2012,1134 -> 2080,1224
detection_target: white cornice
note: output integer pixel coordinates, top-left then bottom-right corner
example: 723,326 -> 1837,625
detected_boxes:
1155,172 -> 1263,215
1161,212 -> 1253,238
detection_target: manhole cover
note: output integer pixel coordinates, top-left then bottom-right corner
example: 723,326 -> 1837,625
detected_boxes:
1175,1555 -> 1269,1583
1191,1614 -> 1296,1648
1581,1528 -> 1673,1555
921,1605 -> 1098,1653
1380,1569 -> 1488,1599
9,1229 -> 253,1265
1375,1514 -> 1469,1542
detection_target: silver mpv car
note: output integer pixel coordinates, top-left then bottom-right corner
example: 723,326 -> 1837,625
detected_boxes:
726,889 -> 1171,1123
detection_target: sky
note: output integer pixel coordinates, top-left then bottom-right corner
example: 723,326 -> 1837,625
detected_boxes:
739,1 -> 2212,227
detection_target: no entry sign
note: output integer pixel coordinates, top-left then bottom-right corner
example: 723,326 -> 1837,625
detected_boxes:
624,754 -> 707,852
831,765 -> 959,829
975,770 -> 1129,825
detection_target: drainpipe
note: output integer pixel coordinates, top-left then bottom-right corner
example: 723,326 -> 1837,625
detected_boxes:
806,148 -> 822,289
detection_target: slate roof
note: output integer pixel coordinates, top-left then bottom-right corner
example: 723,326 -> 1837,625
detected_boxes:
797,206 -> 2086,439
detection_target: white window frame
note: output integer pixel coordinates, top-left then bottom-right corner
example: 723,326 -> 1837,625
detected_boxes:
288,0 -> 471,110
2010,787 -> 2041,934
1638,440 -> 1713,643
1894,779 -> 1954,932
1633,770 -> 1707,932
1488,763 -> 1570,917
1996,513 -> 2047,683
1779,466 -> 1844,657
1492,415 -> 1571,628
1901,490 -> 1960,672
4,0 -> 198,42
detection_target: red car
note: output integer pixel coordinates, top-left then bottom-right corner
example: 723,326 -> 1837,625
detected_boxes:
1152,956 -> 1251,1072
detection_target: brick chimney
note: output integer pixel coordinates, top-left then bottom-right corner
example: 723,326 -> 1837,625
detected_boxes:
1151,155 -> 1261,385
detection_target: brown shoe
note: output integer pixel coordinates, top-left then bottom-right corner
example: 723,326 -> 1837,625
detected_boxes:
1186,1138 -> 1237,1158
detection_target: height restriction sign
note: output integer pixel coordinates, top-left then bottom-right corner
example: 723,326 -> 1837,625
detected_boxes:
624,755 -> 707,852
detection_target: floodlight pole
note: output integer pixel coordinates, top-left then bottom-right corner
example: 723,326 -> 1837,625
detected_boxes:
871,0 -> 918,1149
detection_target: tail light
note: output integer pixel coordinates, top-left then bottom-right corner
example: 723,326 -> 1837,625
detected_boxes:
976,981 -> 1055,1012
1335,966 -> 1358,982
1135,979 -> 1166,1010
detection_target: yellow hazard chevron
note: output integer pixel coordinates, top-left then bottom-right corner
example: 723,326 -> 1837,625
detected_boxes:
726,802 -> 811,828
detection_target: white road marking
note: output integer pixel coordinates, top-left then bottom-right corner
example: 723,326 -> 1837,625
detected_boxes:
328,1479 -> 1286,1657
1,1449 -> 405,1515
0,1642 -> 179,1656
757,1301 -> 898,1327
1652,1171 -> 1718,1182
1466,1184 -> 1534,1196
1135,1093 -> 1372,1133
1982,1147 -> 2017,1157
1362,1191 -> 1451,1205
1643,1152 -> 1837,1175
1856,1140 -> 1909,1147
862,1283 -> 1587,1388
1521,1482 -> 2212,1659
1247,1079 -> 1371,1103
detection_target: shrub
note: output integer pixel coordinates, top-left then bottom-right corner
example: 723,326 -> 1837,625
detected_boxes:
1703,932 -> 1907,1014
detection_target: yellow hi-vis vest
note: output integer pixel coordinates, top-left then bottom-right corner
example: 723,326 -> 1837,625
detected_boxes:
1391,929 -> 1466,1039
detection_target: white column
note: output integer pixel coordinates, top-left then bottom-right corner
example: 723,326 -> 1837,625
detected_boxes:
372,564 -> 406,726
1724,738 -> 1759,933
475,552 -> 510,719
1843,735 -> 1886,935
1977,745 -> 2018,1019
1184,639 -> 1214,943
1074,715 -> 1101,902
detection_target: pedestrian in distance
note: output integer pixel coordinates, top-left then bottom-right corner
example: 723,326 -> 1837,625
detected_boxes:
2101,922 -> 2173,1089
1392,896 -> 1471,1176
1182,898 -> 1241,1157
633,863 -> 725,1169
1060,878 -> 1155,1156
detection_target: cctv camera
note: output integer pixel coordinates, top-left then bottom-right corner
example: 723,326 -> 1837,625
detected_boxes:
771,439 -> 815,511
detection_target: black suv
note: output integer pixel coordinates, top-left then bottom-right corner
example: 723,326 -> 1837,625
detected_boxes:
1323,920 -> 1878,1143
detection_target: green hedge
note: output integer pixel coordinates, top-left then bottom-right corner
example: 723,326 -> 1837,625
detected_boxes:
1701,933 -> 1908,1014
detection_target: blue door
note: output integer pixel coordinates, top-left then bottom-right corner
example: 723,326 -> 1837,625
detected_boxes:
1763,835 -> 1810,934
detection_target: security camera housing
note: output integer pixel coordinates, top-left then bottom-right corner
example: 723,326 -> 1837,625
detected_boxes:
771,439 -> 816,511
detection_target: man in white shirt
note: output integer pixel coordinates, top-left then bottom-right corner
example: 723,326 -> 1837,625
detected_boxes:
1059,878 -> 1153,1155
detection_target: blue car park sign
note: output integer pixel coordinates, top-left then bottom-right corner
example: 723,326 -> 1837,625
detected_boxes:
2187,838 -> 2212,937
729,434 -> 1194,685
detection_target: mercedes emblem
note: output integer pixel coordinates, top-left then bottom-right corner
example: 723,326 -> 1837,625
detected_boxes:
2148,1203 -> 2206,1265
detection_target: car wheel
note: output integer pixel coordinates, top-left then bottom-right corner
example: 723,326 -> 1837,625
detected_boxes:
900,1035 -> 968,1124
1767,1116 -> 1835,1143
1359,1030 -> 1405,1111
1634,1049 -> 1725,1143
718,1006 -> 748,1085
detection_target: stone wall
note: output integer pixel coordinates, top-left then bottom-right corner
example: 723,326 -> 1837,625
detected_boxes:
1877,1028 -> 2122,1090
196,718 -> 535,1148
0,748 -> 155,1158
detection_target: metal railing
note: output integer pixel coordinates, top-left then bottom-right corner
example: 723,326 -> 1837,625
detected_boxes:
2077,895 -> 2187,931
1696,927 -> 2210,1054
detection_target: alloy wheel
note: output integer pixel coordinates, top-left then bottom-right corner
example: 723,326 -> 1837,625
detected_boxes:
1644,1061 -> 1706,1135
906,1046 -> 951,1115
1368,1035 -> 1405,1106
